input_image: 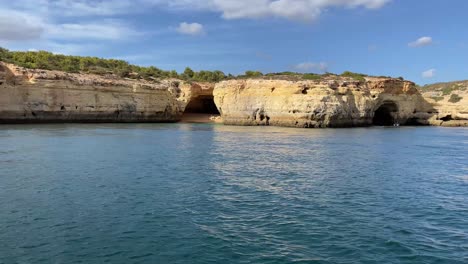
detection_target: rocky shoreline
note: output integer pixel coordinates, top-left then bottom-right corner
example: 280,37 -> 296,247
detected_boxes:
0,62 -> 466,127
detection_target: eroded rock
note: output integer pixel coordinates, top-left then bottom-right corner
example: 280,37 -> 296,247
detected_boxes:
0,62 -> 188,123
213,78 -> 433,128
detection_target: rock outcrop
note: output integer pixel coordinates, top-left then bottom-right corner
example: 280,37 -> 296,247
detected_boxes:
214,77 -> 432,128
418,81 -> 468,127
0,62 -> 188,123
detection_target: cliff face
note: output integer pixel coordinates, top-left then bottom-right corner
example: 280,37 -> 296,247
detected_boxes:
214,78 -> 431,128
0,63 -> 188,123
418,81 -> 468,127
1,62 -> 466,127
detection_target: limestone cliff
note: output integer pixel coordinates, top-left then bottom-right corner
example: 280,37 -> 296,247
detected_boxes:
213,77 -> 432,128
1,62 -> 466,127
418,81 -> 468,127
0,62 -> 188,123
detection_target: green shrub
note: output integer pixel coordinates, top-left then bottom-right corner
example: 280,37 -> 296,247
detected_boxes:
431,96 -> 445,102
302,73 -> 322,80
192,70 -> 226,82
0,47 -> 179,80
274,71 -> 296,76
341,71 -> 367,81
0,47 -> 13,62
448,94 -> 462,103
245,71 -> 263,78
442,85 -> 457,95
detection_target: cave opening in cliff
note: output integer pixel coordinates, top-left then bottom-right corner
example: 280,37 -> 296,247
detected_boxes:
372,101 -> 398,126
182,95 -> 220,123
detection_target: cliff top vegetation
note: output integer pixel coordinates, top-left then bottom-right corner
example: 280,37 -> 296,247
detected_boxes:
0,47 -> 397,83
419,80 -> 467,95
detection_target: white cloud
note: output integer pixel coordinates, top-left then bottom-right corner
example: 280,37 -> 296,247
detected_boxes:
0,0 -> 391,56
5,0 -> 390,22
176,22 -> 205,36
46,21 -> 141,40
422,69 -> 436,78
0,11 -> 44,41
0,8 -> 140,42
294,62 -> 328,73
50,0 -> 137,16
409,36 -> 433,48
163,0 -> 391,21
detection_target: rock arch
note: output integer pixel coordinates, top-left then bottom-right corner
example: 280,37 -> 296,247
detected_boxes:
372,101 -> 399,126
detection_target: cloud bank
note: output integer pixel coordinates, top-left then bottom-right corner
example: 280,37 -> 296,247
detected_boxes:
0,0 -> 391,54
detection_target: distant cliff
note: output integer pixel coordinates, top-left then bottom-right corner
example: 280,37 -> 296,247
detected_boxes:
418,81 -> 468,127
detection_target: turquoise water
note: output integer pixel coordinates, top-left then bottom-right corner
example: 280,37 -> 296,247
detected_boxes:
0,124 -> 467,264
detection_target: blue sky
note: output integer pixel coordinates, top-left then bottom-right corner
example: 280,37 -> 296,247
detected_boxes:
1,0 -> 468,84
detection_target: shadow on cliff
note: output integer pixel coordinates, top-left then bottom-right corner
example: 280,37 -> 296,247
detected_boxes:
406,94 -> 442,126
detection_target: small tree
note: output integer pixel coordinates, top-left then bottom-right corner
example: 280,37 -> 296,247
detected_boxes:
183,67 -> 195,79
0,47 -> 12,62
169,70 -> 179,78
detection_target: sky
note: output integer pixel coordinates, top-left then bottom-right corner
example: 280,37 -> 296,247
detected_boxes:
1,0 -> 468,85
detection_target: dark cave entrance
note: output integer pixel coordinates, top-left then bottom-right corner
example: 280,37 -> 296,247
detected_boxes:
182,95 -> 220,123
372,101 -> 398,126
185,95 -> 219,114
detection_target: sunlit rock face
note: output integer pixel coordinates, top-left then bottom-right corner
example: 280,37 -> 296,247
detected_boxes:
418,82 -> 468,127
0,63 -> 188,123
213,78 -> 431,128
1,61 -> 466,127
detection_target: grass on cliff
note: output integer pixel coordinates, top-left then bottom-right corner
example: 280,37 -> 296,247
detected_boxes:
420,81 -> 468,95
340,71 -> 367,82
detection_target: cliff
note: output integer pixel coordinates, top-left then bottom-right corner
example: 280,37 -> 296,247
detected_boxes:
418,81 -> 468,127
0,62 -> 189,123
1,61 -> 466,127
213,77 -> 434,128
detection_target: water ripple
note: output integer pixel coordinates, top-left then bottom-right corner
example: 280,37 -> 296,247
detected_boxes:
0,124 -> 466,264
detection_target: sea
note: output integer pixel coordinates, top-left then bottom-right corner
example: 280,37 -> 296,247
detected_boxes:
0,123 -> 467,263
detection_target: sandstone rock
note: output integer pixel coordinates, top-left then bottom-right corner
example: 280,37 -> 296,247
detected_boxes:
1,61 -> 466,127
419,82 -> 468,127
0,62 -> 188,123
213,78 -> 433,128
